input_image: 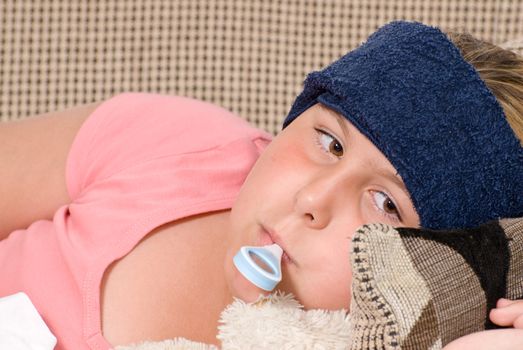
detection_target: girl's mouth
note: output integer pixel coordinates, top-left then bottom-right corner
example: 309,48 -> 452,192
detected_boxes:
282,251 -> 292,264
260,224 -> 295,265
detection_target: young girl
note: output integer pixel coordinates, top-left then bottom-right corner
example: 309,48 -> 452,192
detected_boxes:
0,21 -> 522,350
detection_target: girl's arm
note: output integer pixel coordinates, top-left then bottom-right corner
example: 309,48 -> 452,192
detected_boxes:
443,329 -> 523,349
443,299 -> 523,350
0,102 -> 101,240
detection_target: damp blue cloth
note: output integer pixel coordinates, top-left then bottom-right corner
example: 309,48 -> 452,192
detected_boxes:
283,21 -> 523,230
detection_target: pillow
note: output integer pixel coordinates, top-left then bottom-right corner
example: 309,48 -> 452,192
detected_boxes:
349,217 -> 523,349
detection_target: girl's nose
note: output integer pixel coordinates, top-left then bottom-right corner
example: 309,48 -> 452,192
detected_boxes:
293,170 -> 344,229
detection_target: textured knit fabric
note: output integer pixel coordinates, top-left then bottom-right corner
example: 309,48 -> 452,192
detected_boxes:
0,93 -> 272,350
349,218 -> 523,350
283,20 -> 523,230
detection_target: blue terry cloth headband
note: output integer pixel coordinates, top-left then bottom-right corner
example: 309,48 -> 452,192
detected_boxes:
283,20 -> 523,230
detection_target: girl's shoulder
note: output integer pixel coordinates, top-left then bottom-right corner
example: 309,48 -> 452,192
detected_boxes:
66,93 -> 272,199
80,92 -> 271,153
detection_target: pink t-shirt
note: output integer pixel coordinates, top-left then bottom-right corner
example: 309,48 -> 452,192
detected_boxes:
0,93 -> 272,349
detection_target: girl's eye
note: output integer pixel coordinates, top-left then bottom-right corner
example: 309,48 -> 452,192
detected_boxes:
372,191 -> 402,222
316,129 -> 344,157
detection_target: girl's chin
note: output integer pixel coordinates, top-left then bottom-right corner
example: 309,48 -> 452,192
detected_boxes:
229,264 -> 271,302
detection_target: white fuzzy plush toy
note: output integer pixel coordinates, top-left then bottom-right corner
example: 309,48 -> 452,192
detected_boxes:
115,292 -> 351,350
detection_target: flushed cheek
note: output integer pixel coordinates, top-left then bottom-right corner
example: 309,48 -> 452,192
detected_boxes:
287,268 -> 352,310
244,150 -> 311,212
279,246 -> 352,310
268,151 -> 317,196
268,135 -> 313,171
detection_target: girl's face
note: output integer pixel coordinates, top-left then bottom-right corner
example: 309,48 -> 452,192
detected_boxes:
225,103 -> 420,310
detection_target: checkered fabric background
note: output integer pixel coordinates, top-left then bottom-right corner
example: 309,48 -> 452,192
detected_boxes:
1,0 -> 522,133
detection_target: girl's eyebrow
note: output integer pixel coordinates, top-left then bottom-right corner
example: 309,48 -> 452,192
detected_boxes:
318,104 -> 350,137
333,112 -> 350,137
378,168 -> 410,197
367,157 -> 410,196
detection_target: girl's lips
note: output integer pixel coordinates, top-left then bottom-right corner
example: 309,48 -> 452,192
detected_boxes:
281,251 -> 292,264
258,225 -> 275,246
260,224 -> 294,265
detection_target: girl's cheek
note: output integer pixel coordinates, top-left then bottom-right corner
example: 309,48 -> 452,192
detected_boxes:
269,141 -> 310,168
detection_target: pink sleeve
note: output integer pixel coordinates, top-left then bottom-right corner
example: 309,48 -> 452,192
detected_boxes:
65,93 -> 269,201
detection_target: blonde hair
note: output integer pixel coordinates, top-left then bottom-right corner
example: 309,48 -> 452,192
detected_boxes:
447,32 -> 523,145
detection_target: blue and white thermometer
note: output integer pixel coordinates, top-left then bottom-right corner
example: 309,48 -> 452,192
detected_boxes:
233,244 -> 283,291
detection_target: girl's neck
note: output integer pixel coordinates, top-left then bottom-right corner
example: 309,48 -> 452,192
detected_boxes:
101,209 -> 235,346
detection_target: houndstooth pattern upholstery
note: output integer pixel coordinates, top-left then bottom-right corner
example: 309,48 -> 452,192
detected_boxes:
1,0 -> 522,134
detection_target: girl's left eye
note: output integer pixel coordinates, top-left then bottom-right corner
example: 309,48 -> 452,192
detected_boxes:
372,191 -> 402,222
316,129 -> 344,157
